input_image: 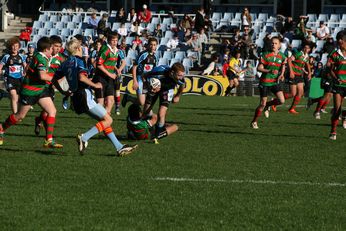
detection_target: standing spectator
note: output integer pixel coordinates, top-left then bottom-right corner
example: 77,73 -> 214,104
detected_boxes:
97,13 -> 110,39
316,21 -> 330,40
304,28 -> 316,44
127,8 -> 137,23
138,4 -> 152,25
88,12 -> 99,29
187,32 -> 203,65
194,7 -> 205,33
19,27 -> 31,46
198,28 -> 208,55
241,7 -> 252,30
115,7 -> 127,24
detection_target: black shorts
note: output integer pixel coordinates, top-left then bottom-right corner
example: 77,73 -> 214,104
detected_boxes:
226,70 -> 238,80
48,85 -> 55,100
93,75 -> 115,98
259,84 -> 282,97
5,76 -> 22,94
145,88 -> 174,108
288,76 -> 304,85
332,85 -> 346,97
20,88 -> 51,106
320,78 -> 333,93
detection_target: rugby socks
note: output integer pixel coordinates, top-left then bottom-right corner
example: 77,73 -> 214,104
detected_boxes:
315,99 -> 326,113
46,116 -> 56,141
82,122 -> 105,142
284,92 -> 292,99
289,96 -> 301,110
2,114 -> 18,131
265,98 -> 280,107
156,123 -> 168,139
115,95 -> 121,109
331,119 -> 339,134
252,107 -> 262,123
321,99 -> 330,110
104,127 -> 123,151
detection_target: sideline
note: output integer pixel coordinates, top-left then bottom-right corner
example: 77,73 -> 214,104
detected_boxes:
153,177 -> 346,188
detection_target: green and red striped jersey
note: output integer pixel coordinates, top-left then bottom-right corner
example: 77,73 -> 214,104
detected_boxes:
328,49 -> 346,88
260,51 -> 287,86
95,43 -> 118,78
48,52 -> 66,77
127,118 -> 151,140
22,52 -> 50,96
290,50 -> 309,76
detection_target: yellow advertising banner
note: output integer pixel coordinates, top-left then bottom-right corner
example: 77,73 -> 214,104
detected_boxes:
120,74 -> 229,96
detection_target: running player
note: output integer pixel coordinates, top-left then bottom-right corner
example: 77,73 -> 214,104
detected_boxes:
34,35 -> 66,136
0,36 -> 62,148
251,36 -> 287,129
141,63 -> 185,139
127,103 -> 178,140
328,30 -> 346,140
93,31 -> 120,114
284,44 -> 312,114
52,38 -> 137,156
123,37 -> 158,107
0,37 -> 27,114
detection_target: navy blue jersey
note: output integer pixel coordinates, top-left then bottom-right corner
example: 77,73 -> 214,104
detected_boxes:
54,56 -> 89,92
146,65 -> 185,91
134,51 -> 158,76
0,54 -> 26,79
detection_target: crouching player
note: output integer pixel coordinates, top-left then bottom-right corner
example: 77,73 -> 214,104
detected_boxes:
328,30 -> 346,140
251,37 -> 287,129
127,103 -> 178,141
0,37 -> 62,147
141,63 -> 185,140
52,38 -> 137,156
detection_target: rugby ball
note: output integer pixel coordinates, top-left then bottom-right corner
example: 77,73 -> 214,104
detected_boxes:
149,78 -> 161,89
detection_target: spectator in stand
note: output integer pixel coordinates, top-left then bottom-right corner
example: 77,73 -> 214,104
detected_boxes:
181,14 -> 193,31
19,27 -> 31,46
115,7 -> 127,24
153,24 -> 163,38
118,23 -> 128,37
262,33 -> 272,52
97,13 -> 110,39
119,38 -> 129,56
198,28 -> 208,55
88,12 -> 99,29
241,7 -> 252,30
166,33 -> 180,52
132,34 -> 143,53
184,28 -> 192,42
127,8 -> 137,23
130,21 -> 144,36
282,16 -> 295,34
323,36 -> 335,54
244,60 -> 256,79
138,4 -> 152,25
316,21 -> 330,40
187,32 -> 203,65
248,43 -> 259,60
194,7 -> 205,33
304,28 -> 316,44
202,54 -> 220,75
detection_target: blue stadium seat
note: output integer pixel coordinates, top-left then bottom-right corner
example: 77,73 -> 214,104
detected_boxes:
182,58 -> 193,68
221,12 -> 233,22
44,21 -> 54,29
174,51 -> 186,61
158,58 -> 169,66
169,58 -> 179,66
55,21 -> 65,31
162,50 -> 173,59
49,28 -> 59,36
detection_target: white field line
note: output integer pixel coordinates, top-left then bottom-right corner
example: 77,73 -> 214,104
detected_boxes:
153,177 -> 346,188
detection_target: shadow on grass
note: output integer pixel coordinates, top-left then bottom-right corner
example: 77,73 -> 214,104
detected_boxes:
182,129 -> 321,138
175,106 -> 252,112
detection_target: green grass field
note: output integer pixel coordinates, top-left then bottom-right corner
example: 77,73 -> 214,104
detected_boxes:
0,95 -> 345,230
